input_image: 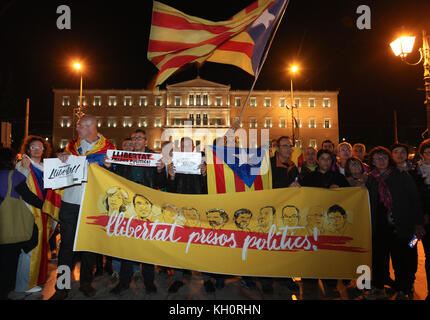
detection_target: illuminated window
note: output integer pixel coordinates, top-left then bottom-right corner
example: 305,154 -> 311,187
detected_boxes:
62,96 -> 70,106
124,96 -> 132,107
294,98 -> 300,107
139,96 -> 147,106
249,117 -> 257,128
264,118 -> 272,128
323,98 -> 330,107
264,97 -> 271,107
138,117 -> 147,128
279,119 -> 286,128
108,96 -> 117,106
279,98 -> 286,107
309,139 -> 317,147
154,118 -> 162,127
123,117 -> 132,127
188,94 -> 194,106
107,118 -> 117,127
77,96 -> 86,106
93,96 -> 101,106
215,97 -> 222,106
309,118 -> 316,128
203,94 -> 209,106
174,96 -> 181,107
309,98 -> 315,108
234,97 -> 241,107
155,96 -> 162,107
250,97 -> 257,107
324,118 -> 331,128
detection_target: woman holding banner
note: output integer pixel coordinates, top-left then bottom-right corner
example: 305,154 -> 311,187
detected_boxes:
13,136 -> 54,296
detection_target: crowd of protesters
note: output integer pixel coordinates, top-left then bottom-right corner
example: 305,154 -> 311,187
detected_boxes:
0,114 -> 429,300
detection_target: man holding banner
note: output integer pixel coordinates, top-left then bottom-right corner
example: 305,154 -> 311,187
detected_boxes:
49,115 -> 115,300
104,129 -> 166,295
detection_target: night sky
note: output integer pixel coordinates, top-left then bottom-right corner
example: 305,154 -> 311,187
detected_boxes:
1,0 -> 430,151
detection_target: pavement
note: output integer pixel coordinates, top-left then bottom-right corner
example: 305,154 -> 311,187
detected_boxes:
8,242 -> 428,301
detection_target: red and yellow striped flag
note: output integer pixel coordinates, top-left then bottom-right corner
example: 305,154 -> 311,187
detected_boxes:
206,146 -> 272,194
148,0 -> 287,87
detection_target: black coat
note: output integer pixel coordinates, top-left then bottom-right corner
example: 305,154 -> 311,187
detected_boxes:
167,173 -> 207,194
270,156 -> 299,189
301,170 -> 349,188
366,168 -> 424,239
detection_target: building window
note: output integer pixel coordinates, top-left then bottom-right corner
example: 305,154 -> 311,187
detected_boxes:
250,97 -> 257,107
93,96 -> 101,106
123,118 -> 133,128
309,118 -> 316,128
107,118 -> 117,128
174,96 -> 182,107
196,114 -> 201,126
96,118 -> 102,128
264,97 -> 271,107
323,98 -> 330,108
215,118 -> 223,126
108,96 -> 117,106
124,96 -> 132,107
189,114 -> 194,125
203,94 -> 209,106
62,96 -> 70,106
309,98 -> 315,108
155,96 -> 162,107
203,114 -> 208,126
188,94 -> 194,106
60,139 -> 69,149
234,97 -> 241,107
215,97 -> 222,106
138,117 -> 147,128
77,96 -> 86,106
279,119 -> 286,128
154,118 -> 162,127
154,140 -> 161,150
295,139 -> 302,148
60,117 -> 71,128
324,118 -> 331,128
294,98 -> 300,107
139,96 -> 147,106
295,118 -> 302,128
309,139 -> 317,148
279,98 -> 286,107
249,117 -> 257,128
264,118 -> 272,128
195,94 -> 201,106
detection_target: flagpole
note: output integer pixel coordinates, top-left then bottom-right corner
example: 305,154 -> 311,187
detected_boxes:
237,0 -> 291,122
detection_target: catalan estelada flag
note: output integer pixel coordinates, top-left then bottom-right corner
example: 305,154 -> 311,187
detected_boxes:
291,146 -> 304,167
206,145 -> 272,194
148,0 -> 287,87
65,134 -> 116,166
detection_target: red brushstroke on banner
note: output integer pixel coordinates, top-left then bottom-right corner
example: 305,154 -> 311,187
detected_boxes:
86,215 -> 367,253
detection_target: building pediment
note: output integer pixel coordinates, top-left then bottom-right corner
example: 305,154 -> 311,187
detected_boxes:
166,77 -> 230,91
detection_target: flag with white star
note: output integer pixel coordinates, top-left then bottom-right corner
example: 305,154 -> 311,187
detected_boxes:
206,145 -> 272,194
148,0 -> 287,87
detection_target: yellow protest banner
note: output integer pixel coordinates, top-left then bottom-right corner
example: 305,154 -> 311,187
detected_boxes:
74,164 -> 372,279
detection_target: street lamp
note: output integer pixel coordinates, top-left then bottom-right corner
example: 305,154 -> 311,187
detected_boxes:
288,64 -> 299,145
72,61 -> 85,139
390,31 -> 430,137
73,61 -> 85,119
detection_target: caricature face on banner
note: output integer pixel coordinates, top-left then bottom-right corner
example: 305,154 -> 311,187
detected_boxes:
75,164 -> 372,280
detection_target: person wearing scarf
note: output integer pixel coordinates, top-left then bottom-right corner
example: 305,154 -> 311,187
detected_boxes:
14,136 -> 54,296
49,115 -> 115,300
366,146 -> 425,300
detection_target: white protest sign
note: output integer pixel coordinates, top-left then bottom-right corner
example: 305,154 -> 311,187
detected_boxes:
44,155 -> 87,189
172,152 -> 202,175
104,149 -> 162,167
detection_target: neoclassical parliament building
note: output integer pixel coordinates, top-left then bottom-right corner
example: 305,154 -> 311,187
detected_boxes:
52,77 -> 339,152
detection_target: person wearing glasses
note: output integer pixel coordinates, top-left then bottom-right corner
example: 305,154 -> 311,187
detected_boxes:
104,129 -> 166,296
365,146 -> 425,300
14,136 -> 53,296
270,136 -> 300,188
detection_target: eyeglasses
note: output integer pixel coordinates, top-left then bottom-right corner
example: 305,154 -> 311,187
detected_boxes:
131,136 -> 146,141
29,146 -> 44,150
279,144 -> 292,148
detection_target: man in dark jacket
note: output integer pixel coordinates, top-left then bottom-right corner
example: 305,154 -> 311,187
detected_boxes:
166,137 -> 218,293
105,129 -> 166,295
270,136 -> 300,188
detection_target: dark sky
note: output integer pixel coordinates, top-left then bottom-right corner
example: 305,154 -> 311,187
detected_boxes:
1,0 -> 430,150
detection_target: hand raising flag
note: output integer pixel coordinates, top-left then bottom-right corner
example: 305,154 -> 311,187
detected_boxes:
148,0 -> 288,87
